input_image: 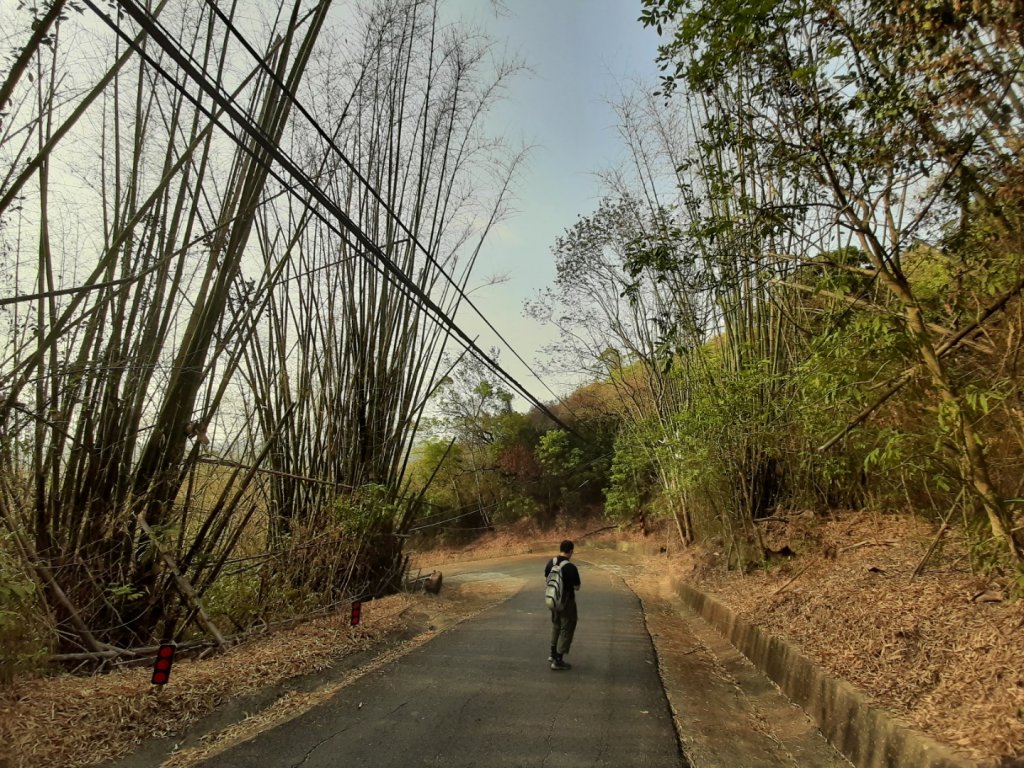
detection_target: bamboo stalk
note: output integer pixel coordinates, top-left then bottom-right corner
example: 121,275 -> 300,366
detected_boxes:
136,513 -> 226,648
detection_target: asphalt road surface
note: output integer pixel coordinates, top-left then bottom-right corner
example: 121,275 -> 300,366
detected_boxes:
200,555 -> 684,768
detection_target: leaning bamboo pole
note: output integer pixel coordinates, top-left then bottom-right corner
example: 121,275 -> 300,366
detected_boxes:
0,1 -> 350,651
135,514 -> 226,648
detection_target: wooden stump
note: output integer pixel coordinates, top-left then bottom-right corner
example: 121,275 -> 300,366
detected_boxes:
424,571 -> 443,595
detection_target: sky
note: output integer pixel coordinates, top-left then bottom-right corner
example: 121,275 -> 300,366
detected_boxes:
439,1 -> 663,406
0,0 -> 665,414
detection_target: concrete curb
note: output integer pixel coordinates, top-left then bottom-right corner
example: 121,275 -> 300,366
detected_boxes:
669,577 -> 977,768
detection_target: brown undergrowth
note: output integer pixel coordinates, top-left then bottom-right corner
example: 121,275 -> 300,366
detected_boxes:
677,511 -> 1024,766
0,579 -> 519,768
405,518 -> 593,568
3,514 -> 1020,767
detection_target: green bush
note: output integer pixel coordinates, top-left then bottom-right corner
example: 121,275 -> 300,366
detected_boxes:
0,534 -> 51,683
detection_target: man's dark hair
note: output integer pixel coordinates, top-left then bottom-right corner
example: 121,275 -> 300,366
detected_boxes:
560,539 -> 574,554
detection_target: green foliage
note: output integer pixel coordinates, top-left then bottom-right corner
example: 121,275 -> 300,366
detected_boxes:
491,495 -> 543,525
798,247 -> 873,296
407,439 -> 465,511
903,246 -> 954,306
604,422 -> 659,521
106,583 -> 145,604
409,331 -> 621,535
631,0 -> 1024,572
0,534 -> 51,682
406,355 -> 558,536
864,430 -> 910,474
203,571 -> 262,630
535,430 -> 583,475
333,484 -> 399,533
963,515 -> 1010,576
532,428 -> 610,518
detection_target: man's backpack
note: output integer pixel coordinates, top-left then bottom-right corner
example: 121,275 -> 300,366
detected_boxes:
545,557 -> 567,611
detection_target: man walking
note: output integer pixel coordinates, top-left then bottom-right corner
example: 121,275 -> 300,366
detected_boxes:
545,539 -> 581,671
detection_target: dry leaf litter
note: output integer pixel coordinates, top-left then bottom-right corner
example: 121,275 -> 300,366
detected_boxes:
680,512 -> 1024,766
1,577 -> 519,768
3,514 -> 1022,767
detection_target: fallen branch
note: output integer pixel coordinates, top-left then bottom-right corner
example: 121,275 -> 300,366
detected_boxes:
46,592 -> 364,664
136,514 -> 227,649
579,525 -> 617,539
770,557 -> 820,598
839,539 -> 898,552
48,638 -> 215,663
913,489 -> 965,578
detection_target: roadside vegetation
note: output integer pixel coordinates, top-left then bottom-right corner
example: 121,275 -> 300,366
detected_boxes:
2,0 -> 1023,766
0,0 -> 526,671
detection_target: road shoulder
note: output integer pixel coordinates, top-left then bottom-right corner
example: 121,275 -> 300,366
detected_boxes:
583,549 -> 850,768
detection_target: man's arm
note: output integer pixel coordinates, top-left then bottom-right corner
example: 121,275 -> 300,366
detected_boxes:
568,563 -> 581,590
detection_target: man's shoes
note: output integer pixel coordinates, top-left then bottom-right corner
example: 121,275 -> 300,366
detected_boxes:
550,659 -> 572,671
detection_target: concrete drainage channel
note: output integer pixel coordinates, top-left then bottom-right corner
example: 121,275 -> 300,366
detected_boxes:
665,578 -> 975,768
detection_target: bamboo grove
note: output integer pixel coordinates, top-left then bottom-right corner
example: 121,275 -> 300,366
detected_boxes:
0,0 -> 524,666
528,0 -> 1024,570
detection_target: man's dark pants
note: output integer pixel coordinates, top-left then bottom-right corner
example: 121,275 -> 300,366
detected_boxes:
550,601 -> 577,656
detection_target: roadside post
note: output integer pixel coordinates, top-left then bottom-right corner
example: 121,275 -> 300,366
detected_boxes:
151,642 -> 177,686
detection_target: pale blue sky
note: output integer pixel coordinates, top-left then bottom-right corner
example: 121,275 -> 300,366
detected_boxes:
442,1 -> 662,403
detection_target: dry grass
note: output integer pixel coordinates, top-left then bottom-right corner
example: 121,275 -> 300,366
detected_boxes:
685,511 -> 1024,766
0,596 -> 412,768
0,577 -> 519,768
406,517 -> 596,567
4,513 -> 1020,768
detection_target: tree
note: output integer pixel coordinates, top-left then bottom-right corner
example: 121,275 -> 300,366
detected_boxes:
639,0 -> 1024,565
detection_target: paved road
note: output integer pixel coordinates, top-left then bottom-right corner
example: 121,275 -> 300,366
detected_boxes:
201,555 -> 684,768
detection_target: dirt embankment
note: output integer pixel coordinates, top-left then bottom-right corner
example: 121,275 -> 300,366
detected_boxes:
704,514 -> 1023,767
